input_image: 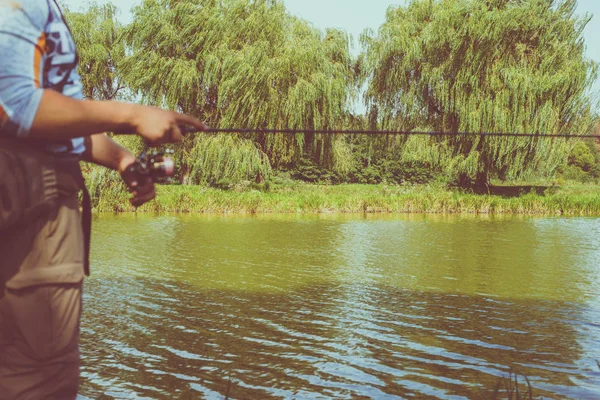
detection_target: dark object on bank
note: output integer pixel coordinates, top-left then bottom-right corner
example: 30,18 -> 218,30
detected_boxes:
471,185 -> 556,197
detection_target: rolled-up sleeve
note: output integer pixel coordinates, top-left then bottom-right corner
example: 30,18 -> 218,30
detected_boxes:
0,2 -> 48,137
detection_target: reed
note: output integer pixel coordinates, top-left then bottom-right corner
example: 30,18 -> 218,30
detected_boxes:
479,370 -> 535,400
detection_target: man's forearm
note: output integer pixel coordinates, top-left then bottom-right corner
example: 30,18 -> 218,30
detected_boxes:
84,133 -> 157,207
29,90 -> 140,141
83,134 -> 136,173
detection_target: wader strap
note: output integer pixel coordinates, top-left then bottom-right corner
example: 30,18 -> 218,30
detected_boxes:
81,185 -> 91,276
55,158 -> 91,276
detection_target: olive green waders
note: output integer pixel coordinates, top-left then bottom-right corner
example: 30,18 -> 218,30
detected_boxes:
0,139 -> 91,400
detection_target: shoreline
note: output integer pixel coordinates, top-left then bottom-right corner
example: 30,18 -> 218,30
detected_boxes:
92,183 -> 600,216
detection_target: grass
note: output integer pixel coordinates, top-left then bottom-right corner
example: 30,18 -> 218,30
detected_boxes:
92,180 -> 600,215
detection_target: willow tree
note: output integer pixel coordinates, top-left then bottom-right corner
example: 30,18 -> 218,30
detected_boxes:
63,3 -> 126,101
62,4 -> 146,204
361,0 -> 598,186
119,0 -> 355,182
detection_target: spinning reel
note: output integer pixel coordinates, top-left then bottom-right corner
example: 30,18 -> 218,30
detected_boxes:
122,147 -> 175,185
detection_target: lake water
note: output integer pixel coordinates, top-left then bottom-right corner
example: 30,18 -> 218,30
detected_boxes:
80,214 -> 600,399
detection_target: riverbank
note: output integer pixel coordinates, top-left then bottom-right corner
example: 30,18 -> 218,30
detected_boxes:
92,182 -> 600,215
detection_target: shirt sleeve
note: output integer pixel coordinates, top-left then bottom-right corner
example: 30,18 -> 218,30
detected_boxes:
0,1 -> 49,137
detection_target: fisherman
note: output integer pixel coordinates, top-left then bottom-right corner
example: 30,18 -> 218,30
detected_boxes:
0,1 -> 206,398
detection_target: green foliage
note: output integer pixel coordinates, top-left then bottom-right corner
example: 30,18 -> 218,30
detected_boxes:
559,140 -> 600,182
63,3 -> 126,100
67,0 -> 600,195
331,136 -> 355,175
81,162 -> 123,208
329,131 -> 442,184
121,0 -> 356,169
569,141 -> 596,171
292,157 -> 326,183
289,152 -> 440,185
347,159 -> 439,185
185,134 -> 272,186
560,165 -> 592,182
361,0 -> 598,185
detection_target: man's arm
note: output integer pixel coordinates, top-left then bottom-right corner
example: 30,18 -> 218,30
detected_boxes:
82,134 -> 136,173
0,6 -> 205,144
30,90 -> 205,145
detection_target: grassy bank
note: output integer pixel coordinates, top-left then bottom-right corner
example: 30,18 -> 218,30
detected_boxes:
93,182 -> 600,215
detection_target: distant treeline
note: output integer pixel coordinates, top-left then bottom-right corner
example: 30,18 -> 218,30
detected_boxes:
64,0 -> 599,191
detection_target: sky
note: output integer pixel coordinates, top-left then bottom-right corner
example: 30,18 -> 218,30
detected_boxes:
63,0 -> 600,102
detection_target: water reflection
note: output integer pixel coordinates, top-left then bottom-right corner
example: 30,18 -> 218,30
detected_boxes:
81,214 -> 600,399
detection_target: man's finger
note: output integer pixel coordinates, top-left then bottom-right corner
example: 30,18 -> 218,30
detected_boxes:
130,182 -> 156,206
171,124 -> 183,143
134,180 -> 154,195
175,113 -> 208,132
134,187 -> 152,198
145,136 -> 163,148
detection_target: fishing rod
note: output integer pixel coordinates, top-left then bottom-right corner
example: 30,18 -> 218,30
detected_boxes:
123,127 -> 600,184
183,127 -> 600,139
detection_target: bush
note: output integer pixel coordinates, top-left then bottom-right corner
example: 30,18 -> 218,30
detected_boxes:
560,165 -> 595,182
569,141 -> 596,171
292,157 -> 325,183
348,160 -> 439,185
561,140 -> 600,182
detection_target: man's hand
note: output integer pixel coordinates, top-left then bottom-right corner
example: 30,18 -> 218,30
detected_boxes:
128,105 -> 208,146
85,135 -> 157,208
118,152 -> 157,207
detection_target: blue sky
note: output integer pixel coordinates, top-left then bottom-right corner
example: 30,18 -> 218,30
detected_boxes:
63,0 -> 600,102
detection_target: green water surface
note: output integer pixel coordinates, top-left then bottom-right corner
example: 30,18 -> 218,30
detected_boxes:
80,214 -> 600,399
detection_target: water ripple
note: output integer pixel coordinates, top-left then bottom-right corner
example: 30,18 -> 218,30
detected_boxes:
81,214 -> 600,399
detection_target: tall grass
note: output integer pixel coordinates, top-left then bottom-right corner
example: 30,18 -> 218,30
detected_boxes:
89,181 -> 600,215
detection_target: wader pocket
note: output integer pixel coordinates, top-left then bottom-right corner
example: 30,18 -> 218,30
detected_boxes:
0,142 -> 60,232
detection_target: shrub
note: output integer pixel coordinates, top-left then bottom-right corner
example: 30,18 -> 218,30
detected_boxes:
569,141 -> 595,171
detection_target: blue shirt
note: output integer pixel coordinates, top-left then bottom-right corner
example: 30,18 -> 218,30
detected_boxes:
0,0 -> 85,155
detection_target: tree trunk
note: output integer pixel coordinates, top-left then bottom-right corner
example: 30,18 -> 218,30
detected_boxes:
475,139 -> 490,192
304,132 -> 315,161
475,170 -> 489,191
457,173 -> 471,188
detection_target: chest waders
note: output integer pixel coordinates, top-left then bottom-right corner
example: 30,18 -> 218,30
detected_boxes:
0,139 -> 92,282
